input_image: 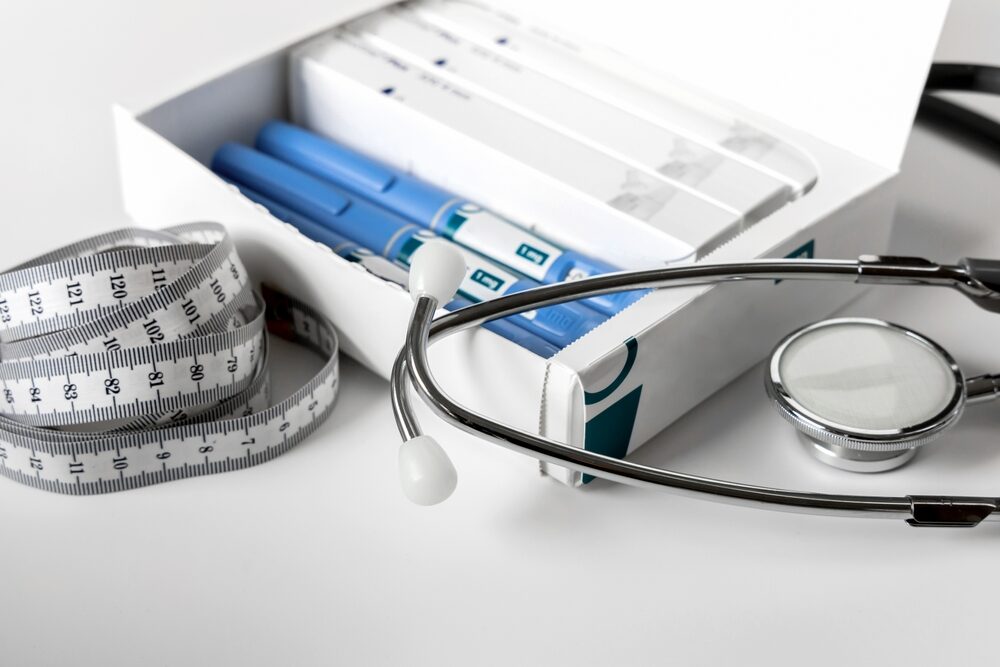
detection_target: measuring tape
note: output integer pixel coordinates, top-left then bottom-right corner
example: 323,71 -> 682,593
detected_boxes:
0,222 -> 339,494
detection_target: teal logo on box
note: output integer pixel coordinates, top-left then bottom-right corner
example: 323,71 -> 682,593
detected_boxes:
581,337 -> 642,484
775,240 -> 815,284
786,240 -> 815,260
470,269 -> 505,291
516,243 -> 549,266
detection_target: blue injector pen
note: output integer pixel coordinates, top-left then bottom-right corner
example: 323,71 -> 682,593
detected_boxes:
255,121 -> 647,317
225,180 -> 410,284
212,143 -> 605,349
228,182 -> 559,358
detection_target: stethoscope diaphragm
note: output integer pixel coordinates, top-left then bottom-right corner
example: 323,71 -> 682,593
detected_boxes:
766,318 -> 966,472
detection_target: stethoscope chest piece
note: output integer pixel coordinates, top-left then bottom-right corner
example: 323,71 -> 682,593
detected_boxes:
766,318 -> 966,473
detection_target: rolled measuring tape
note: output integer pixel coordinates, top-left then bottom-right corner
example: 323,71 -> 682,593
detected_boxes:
0,222 -> 339,494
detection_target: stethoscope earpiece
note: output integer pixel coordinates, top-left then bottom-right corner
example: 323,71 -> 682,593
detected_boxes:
398,434 -> 458,505
407,238 -> 467,304
766,318 -> 966,473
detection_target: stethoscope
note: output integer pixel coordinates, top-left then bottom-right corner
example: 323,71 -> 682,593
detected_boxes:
392,247 -> 1000,526
390,64 -> 1000,527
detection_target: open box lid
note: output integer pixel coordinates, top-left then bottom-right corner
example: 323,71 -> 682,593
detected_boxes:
492,0 -> 950,169
130,0 -> 948,169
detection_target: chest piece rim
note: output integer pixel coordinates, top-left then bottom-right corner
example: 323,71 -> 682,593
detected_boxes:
765,317 -> 966,473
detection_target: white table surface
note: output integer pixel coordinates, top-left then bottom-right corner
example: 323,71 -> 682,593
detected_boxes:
2,2 -> 1000,665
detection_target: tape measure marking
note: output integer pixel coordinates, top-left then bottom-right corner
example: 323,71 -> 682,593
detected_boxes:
0,223 -> 340,495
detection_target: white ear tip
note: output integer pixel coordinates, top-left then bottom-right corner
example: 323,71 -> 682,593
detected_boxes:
398,435 -> 458,505
408,240 -> 466,304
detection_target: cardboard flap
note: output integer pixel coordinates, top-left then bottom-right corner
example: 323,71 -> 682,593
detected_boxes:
497,0 -> 950,168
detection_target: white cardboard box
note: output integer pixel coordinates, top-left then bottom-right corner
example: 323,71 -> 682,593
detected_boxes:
114,0 -> 949,486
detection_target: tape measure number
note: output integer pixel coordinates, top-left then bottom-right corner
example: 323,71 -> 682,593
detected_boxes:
0,223 -> 339,494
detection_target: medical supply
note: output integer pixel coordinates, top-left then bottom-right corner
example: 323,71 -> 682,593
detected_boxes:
115,0 -> 953,510
211,142 -> 607,348
231,181 -> 561,357
392,242 -> 1000,525
0,224 -> 340,493
229,181 -> 410,285
408,0 -> 819,194
292,29 -> 744,267
765,318 -> 969,473
255,120 -> 647,317
348,6 -> 793,225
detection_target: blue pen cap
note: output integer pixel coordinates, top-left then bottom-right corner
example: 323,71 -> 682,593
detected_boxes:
228,182 -> 358,255
546,250 -> 650,316
212,143 -> 419,259
256,121 -> 453,226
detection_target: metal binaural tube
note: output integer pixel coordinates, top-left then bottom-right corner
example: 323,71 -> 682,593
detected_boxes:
416,257 -> 980,341
965,374 -> 1000,405
391,298 -> 431,443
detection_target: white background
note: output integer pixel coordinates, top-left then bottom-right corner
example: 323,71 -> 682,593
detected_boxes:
2,2 -> 1000,665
